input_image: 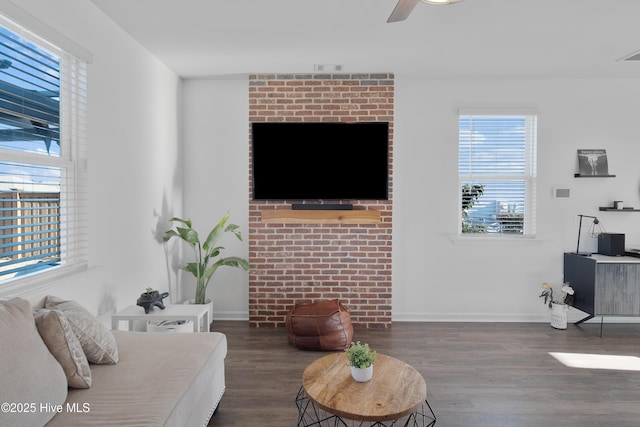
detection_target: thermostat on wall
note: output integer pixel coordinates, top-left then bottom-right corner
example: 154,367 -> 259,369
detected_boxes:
554,188 -> 570,198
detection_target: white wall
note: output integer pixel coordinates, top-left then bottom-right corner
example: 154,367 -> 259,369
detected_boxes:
182,76 -> 640,323
393,77 -> 640,322
180,78 -> 250,319
0,0 -> 182,320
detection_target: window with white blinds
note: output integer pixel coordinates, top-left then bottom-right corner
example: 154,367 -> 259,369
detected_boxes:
0,15 -> 88,283
458,112 -> 537,237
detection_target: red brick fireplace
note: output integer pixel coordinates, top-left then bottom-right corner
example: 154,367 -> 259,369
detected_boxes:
248,73 -> 393,328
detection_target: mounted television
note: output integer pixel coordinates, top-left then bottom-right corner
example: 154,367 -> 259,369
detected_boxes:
251,122 -> 389,203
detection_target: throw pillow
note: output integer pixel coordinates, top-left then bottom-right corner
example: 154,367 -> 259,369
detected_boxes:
0,298 -> 67,427
44,295 -> 119,364
34,308 -> 92,388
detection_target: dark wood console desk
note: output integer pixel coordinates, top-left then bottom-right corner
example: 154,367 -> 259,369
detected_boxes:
563,252 -> 640,324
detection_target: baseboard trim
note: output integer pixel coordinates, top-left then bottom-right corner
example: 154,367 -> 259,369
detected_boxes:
211,311 -> 640,324
212,311 -> 249,321
392,312 -> 640,324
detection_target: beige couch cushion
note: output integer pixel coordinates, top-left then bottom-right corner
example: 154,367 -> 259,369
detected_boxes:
34,308 -> 92,389
46,331 -> 227,427
0,297 -> 67,427
44,296 -> 118,364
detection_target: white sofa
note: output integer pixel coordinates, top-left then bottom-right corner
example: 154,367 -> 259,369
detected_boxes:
0,297 -> 226,427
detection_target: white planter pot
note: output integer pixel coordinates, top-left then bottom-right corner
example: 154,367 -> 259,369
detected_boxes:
184,298 -> 213,328
351,365 -> 373,382
550,303 -> 568,330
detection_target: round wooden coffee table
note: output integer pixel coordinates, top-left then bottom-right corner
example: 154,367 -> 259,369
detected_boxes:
296,352 -> 436,426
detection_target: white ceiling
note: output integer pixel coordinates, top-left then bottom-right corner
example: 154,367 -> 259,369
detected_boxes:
89,0 -> 640,79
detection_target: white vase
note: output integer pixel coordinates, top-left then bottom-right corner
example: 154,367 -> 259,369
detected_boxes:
351,365 -> 373,382
550,302 -> 568,329
183,298 -> 213,329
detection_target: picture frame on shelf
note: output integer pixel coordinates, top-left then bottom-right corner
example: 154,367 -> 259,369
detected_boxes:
576,149 -> 609,177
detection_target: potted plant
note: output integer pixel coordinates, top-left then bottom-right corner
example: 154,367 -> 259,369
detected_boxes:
539,282 -> 575,329
163,212 -> 249,312
344,341 -> 376,382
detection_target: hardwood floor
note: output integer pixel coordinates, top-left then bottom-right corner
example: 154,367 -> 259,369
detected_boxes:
207,321 -> 640,427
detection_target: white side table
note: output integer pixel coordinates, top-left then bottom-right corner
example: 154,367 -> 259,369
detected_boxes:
111,304 -> 210,333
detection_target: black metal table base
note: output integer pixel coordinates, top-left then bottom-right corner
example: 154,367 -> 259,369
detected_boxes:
574,314 -> 607,337
295,387 -> 436,427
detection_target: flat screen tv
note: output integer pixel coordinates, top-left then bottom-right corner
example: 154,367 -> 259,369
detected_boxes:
251,122 -> 389,201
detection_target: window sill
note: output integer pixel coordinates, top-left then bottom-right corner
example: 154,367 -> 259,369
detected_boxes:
452,234 -> 542,243
0,263 -> 91,299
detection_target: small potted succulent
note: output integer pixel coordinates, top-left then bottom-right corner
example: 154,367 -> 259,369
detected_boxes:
344,341 -> 376,382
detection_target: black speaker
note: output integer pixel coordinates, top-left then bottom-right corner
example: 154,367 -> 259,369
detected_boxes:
292,204 -> 353,210
598,233 -> 625,256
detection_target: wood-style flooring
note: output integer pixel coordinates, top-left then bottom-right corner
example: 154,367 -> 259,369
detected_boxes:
207,321 -> 640,427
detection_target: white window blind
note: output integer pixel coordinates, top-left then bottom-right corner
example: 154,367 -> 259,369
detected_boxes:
458,112 -> 537,237
0,15 -> 87,283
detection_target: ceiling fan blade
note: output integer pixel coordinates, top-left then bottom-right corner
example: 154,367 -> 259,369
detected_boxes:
387,0 -> 419,23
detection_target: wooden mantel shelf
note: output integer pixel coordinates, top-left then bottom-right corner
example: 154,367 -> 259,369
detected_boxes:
261,209 -> 381,224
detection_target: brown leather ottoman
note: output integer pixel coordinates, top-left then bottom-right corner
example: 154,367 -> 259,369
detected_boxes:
286,299 -> 354,351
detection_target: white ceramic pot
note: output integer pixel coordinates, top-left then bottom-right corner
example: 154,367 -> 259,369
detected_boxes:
550,302 -> 568,330
351,365 -> 373,382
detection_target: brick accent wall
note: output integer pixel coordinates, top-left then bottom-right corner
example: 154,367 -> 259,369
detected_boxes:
248,73 -> 393,328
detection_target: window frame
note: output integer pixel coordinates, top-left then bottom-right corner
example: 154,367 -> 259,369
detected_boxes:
458,109 -> 538,238
0,11 -> 89,290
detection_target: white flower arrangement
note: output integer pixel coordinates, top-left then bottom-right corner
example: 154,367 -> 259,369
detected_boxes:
540,282 -> 574,309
